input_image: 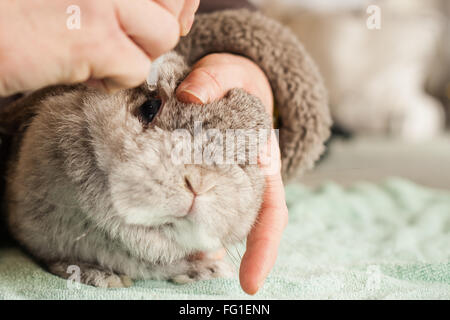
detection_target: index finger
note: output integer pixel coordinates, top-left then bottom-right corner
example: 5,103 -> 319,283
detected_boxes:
152,0 -> 185,19
114,0 -> 181,60
179,0 -> 200,36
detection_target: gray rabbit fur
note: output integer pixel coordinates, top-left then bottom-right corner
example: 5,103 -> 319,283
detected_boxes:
0,10 -> 331,287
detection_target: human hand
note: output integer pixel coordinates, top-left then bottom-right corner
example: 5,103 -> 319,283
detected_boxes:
0,0 -> 200,96
177,53 -> 274,114
240,133 -> 288,294
177,53 -> 289,295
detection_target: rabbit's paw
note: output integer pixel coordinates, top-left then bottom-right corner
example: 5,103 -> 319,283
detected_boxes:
48,261 -> 133,288
171,258 -> 234,284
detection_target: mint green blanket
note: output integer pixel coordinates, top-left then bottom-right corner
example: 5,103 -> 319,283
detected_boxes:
1,178 -> 449,299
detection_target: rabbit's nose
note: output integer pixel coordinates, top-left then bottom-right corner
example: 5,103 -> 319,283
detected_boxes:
184,176 -> 196,196
184,176 -> 216,196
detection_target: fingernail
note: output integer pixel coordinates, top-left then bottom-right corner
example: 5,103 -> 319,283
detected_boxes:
178,85 -> 208,104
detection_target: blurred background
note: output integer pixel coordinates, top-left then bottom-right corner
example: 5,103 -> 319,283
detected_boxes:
252,0 -> 450,189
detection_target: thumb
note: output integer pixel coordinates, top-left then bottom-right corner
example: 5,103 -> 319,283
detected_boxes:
176,53 -> 273,108
176,66 -> 227,104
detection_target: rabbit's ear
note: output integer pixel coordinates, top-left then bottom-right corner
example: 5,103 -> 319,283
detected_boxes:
0,86 -> 71,137
0,96 -> 32,136
0,93 -> 43,137
176,9 -> 332,181
0,95 -> 23,136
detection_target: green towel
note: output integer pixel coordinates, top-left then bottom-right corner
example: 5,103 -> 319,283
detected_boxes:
1,178 -> 449,299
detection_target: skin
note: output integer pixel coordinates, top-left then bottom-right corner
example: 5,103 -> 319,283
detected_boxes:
0,0 -> 200,95
0,2 -> 287,295
177,53 -> 288,295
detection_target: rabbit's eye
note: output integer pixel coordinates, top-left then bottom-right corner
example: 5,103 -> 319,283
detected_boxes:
138,98 -> 162,125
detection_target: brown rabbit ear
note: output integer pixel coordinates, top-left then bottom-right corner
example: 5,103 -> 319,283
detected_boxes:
0,94 -> 26,136
176,9 -> 332,181
0,86 -> 75,136
0,96 -> 40,140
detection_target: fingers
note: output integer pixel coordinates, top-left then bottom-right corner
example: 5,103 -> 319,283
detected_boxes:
239,134 -> 288,295
87,31 -> 152,92
177,52 -> 282,295
152,0 -> 185,18
95,0 -> 195,91
240,173 -> 288,295
0,0 -> 198,95
176,53 -> 273,112
99,0 -> 199,91
153,0 -> 200,36
114,0 -> 181,60
114,0 -> 199,58
177,53 -> 279,295
179,0 -> 200,36
259,130 -> 282,177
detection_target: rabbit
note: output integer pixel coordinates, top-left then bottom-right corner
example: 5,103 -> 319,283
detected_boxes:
4,52 -> 271,287
0,10 -> 331,288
